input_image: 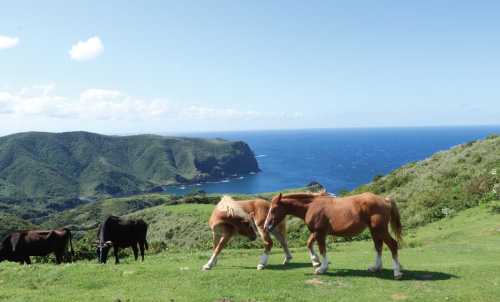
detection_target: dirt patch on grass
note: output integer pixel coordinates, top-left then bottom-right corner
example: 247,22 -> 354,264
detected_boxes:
305,278 -> 324,285
391,294 -> 409,300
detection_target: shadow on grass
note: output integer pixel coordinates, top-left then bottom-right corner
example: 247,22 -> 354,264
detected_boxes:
264,264 -> 458,281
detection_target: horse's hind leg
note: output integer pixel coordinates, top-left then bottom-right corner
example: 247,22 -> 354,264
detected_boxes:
271,229 -> 292,264
307,233 -> 321,268
313,232 -> 329,275
257,227 -> 273,270
374,229 -> 403,280
367,229 -> 383,272
202,229 -> 232,270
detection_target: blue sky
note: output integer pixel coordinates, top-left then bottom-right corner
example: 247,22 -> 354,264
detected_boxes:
1,1 -> 499,136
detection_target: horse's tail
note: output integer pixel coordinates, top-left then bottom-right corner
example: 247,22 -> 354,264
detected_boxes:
386,196 -> 404,244
145,239 -> 149,251
276,218 -> 287,239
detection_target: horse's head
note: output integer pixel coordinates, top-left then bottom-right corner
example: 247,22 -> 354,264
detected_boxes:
95,241 -> 113,264
237,219 -> 258,241
264,193 -> 286,232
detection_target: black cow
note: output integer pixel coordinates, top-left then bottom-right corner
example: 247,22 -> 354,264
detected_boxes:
95,216 -> 149,264
0,228 -> 75,265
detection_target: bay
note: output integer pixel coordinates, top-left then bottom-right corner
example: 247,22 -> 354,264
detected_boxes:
161,126 -> 500,196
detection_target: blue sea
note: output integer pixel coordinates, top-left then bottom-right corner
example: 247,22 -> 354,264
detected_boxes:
161,126 -> 500,196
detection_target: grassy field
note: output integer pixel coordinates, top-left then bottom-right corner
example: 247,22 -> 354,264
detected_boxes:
0,207 -> 499,302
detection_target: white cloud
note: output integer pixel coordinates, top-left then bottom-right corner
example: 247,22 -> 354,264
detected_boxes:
0,35 -> 19,49
69,37 -> 103,61
19,83 -> 56,97
0,85 -> 305,134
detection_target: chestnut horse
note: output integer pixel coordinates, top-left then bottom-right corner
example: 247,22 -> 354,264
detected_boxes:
264,191 -> 404,279
202,196 -> 292,270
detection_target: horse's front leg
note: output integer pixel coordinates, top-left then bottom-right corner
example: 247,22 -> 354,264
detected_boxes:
202,231 -> 230,270
307,233 -> 321,268
270,229 -> 293,264
257,227 -> 273,270
307,234 -> 321,267
314,232 -> 329,275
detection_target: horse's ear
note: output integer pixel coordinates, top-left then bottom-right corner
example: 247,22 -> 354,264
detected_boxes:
278,193 -> 282,201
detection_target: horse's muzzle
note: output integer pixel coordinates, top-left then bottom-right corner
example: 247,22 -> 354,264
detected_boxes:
264,225 -> 274,233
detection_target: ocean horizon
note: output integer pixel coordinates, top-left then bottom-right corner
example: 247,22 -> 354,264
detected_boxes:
160,125 -> 500,196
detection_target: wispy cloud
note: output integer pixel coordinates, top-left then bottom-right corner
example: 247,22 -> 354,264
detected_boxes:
0,85 -> 304,124
0,35 -> 19,49
69,36 -> 103,61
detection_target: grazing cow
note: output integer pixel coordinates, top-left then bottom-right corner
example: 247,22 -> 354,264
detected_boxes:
95,216 -> 149,264
0,228 -> 75,265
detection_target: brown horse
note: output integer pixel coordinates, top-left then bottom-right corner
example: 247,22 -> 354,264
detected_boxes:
264,191 -> 404,279
202,196 -> 292,270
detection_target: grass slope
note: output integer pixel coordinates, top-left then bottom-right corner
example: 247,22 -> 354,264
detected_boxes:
0,207 -> 498,301
343,133 -> 500,228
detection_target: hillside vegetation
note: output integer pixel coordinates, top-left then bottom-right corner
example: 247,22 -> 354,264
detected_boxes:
342,133 -> 500,228
0,131 -> 259,219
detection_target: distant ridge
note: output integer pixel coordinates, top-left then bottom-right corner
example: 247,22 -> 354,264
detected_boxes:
0,131 -> 259,216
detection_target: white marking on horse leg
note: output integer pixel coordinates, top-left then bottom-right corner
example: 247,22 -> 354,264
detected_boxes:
264,206 -> 272,228
257,253 -> 269,270
315,253 -> 329,275
202,254 -> 218,270
392,256 -> 403,279
271,229 -> 292,264
309,245 -> 321,267
367,251 -> 383,272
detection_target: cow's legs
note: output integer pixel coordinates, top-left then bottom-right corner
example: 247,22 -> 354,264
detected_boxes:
62,241 -> 73,263
113,246 -> 120,264
139,242 -> 145,261
55,252 -> 63,264
132,244 -> 139,261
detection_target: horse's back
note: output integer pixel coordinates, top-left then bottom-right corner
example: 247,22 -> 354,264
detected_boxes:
306,193 -> 391,236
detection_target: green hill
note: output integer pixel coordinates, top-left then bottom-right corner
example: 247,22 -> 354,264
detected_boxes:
342,133 -> 500,228
0,131 -> 259,219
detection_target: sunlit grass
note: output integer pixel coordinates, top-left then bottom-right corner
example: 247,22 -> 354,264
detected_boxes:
1,207 -> 499,301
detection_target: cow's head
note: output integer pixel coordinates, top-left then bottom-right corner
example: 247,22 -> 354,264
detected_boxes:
95,241 -> 113,264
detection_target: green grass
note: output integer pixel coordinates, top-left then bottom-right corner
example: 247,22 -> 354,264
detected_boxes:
154,203 -> 215,215
1,207 -> 499,301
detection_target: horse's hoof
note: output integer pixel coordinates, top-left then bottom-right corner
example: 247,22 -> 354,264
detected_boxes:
367,266 -> 382,273
257,266 -> 264,270
314,270 -> 323,275
394,274 -> 403,280
313,264 -> 321,268
202,266 -> 211,271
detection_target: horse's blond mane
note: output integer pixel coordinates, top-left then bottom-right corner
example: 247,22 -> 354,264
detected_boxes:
218,196 -> 252,222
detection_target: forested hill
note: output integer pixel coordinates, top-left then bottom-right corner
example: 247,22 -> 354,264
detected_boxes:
0,131 -> 259,203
